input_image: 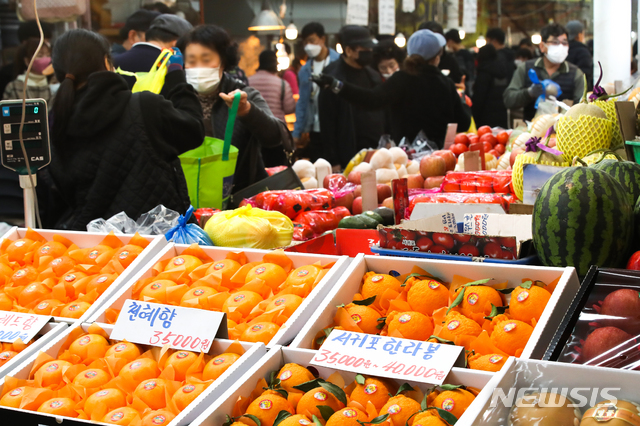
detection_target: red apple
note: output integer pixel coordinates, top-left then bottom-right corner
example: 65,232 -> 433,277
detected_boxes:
353,185 -> 362,198
347,171 -> 362,185
420,155 -> 446,178
323,173 -> 347,191
454,133 -> 470,146
434,150 -> 456,171
382,197 -> 394,209
406,174 -> 425,189
335,191 -> 355,211
352,197 -> 363,214
377,184 -> 392,203
424,176 -> 445,189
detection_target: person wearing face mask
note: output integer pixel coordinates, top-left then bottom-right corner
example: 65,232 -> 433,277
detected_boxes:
42,29 -> 204,230
373,39 -> 406,81
2,38 -> 54,104
504,23 -> 584,121
178,25 -> 290,191
318,25 -> 387,169
293,22 -> 340,163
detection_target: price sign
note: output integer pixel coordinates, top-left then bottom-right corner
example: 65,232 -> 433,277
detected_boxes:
312,330 -> 464,385
0,311 -> 51,343
111,300 -> 227,353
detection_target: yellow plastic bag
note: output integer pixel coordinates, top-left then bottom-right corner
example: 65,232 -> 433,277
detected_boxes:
204,205 -> 293,249
116,48 -> 173,94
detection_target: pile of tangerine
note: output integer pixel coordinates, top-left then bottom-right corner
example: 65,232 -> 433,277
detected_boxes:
0,324 -> 244,425
105,245 -> 334,345
0,338 -> 36,369
225,362 -> 478,426
313,266 -> 560,372
0,229 -> 151,322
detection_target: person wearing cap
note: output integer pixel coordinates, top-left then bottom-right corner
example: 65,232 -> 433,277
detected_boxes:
114,13 -> 193,91
317,25 -> 386,169
111,9 -> 160,57
419,21 -> 464,88
313,29 -> 471,151
566,20 -> 593,91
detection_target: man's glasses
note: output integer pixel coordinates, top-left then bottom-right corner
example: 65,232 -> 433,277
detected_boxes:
545,39 -> 569,46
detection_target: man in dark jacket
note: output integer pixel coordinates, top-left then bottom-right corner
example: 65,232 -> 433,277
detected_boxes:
445,29 -> 474,95
319,26 -> 386,169
473,44 -> 509,128
486,28 -> 516,80
111,9 -> 160,57
419,21 -> 464,86
566,20 -> 593,91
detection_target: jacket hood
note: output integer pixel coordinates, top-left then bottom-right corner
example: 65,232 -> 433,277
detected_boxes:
66,71 -> 132,138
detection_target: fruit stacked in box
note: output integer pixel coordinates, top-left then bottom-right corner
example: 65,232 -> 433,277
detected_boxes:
0,324 -> 246,425
0,229 -> 151,320
441,171 -> 513,195
104,245 -> 336,345
449,127 -> 510,170
407,192 -> 515,218
0,337 -> 37,369
225,361 -> 479,426
312,265 -> 562,372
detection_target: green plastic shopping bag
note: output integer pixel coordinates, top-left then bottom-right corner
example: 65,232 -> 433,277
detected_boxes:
116,48 -> 172,94
179,92 -> 240,209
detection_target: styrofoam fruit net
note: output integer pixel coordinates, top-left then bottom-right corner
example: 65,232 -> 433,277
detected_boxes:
512,152 -> 568,200
581,152 -> 618,165
556,115 -> 613,163
594,100 -> 623,148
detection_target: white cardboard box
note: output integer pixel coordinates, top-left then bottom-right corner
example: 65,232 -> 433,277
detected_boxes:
0,228 -> 168,324
189,346 -> 495,426
0,322 -> 267,426
87,243 -> 350,348
467,357 -> 640,425
291,254 -> 580,360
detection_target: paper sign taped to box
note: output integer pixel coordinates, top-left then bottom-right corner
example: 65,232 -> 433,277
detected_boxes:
410,202 -> 506,221
0,311 -> 51,343
462,213 -> 532,241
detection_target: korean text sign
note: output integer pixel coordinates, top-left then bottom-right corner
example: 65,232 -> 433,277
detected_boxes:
0,311 -> 51,343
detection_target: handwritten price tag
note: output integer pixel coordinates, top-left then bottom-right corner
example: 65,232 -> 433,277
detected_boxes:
110,300 -> 227,353
312,330 -> 464,385
0,311 -> 51,343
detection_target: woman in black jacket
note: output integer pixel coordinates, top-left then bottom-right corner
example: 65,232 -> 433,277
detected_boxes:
177,25 -> 287,191
472,44 -> 510,128
314,29 -> 471,148
47,29 -> 204,230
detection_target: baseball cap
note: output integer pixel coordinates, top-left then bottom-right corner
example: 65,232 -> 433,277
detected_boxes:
339,25 -> 376,49
407,29 -> 446,60
119,10 -> 160,40
149,14 -> 193,38
566,20 -> 584,40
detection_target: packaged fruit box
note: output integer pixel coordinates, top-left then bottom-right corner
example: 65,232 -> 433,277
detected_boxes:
0,228 -> 167,324
291,254 -> 580,366
0,322 -> 267,426
188,346 -> 495,426
467,357 -> 640,425
87,244 -> 350,347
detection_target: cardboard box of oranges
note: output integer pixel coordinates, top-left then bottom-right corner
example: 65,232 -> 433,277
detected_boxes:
0,228 -> 167,324
291,254 -> 580,362
187,346 -> 496,426
87,244 -> 350,348
0,322 -> 267,426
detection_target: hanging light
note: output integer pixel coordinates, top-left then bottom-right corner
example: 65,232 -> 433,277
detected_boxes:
277,45 -> 290,71
531,33 -> 542,44
458,29 -> 466,40
336,43 -> 343,54
476,36 -> 486,48
285,22 -> 298,40
394,33 -> 406,48
248,0 -> 285,32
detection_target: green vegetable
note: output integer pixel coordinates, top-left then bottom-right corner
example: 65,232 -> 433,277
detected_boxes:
373,207 -> 395,225
362,211 -> 384,224
357,214 -> 379,229
338,216 -> 367,229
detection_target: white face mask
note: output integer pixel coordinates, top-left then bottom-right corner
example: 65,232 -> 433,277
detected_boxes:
514,59 -> 523,67
545,44 -> 569,64
305,43 -> 322,59
185,67 -> 221,94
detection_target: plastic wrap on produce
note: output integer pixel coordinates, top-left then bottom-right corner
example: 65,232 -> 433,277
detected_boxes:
87,205 -> 180,235
293,207 -> 351,238
240,188 -> 335,219
442,170 -> 513,194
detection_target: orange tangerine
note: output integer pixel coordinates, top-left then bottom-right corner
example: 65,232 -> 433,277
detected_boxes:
222,291 -> 263,318
103,406 -> 141,425
69,333 -> 110,362
0,263 -> 13,279
84,388 -> 126,413
165,350 -> 200,381
279,414 -> 313,426
431,388 -> 476,420
59,301 -> 91,319
33,299 -> 63,315
490,319 -> 533,356
18,282 -> 50,307
379,395 -> 422,426
276,363 -> 315,393
0,386 -> 31,408
0,292 -> 12,311
139,280 -> 180,304
134,378 -> 169,410
202,353 -> 241,381
86,274 -> 117,296
37,397 -> 78,417
72,368 -> 110,388
407,280 -> 450,316
387,311 -> 433,341
140,409 -> 176,426
171,383 -> 207,411
80,245 -> 113,264
509,285 -> 551,323
114,245 -> 144,268
467,353 -> 508,372
164,255 -> 202,273
5,238 -> 35,263
105,341 -> 142,363
459,285 -> 503,319
36,241 -> 67,262
0,350 -> 18,367
240,322 -> 280,344
50,256 -> 75,277
350,377 -> 394,410
439,312 -> 482,341
245,263 -> 288,290
11,265 -> 38,287
284,265 -> 321,289
265,294 -> 303,325
58,271 -> 88,288
245,393 -> 295,426
326,407 -> 368,426
206,258 -> 241,280
412,411 -> 450,426
180,286 -> 217,306
297,387 -> 345,421
118,358 -> 160,387
345,304 -> 382,335
35,360 -> 73,387
362,274 -> 402,302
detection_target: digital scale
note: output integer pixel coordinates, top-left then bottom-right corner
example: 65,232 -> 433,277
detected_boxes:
0,99 -> 50,227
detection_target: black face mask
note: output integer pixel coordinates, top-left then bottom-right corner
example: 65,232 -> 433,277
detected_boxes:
356,50 -> 374,67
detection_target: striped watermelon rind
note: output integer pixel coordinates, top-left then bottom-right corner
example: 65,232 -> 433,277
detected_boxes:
532,167 -> 634,276
590,159 -> 640,206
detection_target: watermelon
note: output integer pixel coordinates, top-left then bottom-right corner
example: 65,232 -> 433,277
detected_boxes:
532,167 -> 634,276
590,159 -> 640,206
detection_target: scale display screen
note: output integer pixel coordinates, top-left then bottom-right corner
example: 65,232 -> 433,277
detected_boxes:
0,99 -> 50,173
2,105 -> 40,117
